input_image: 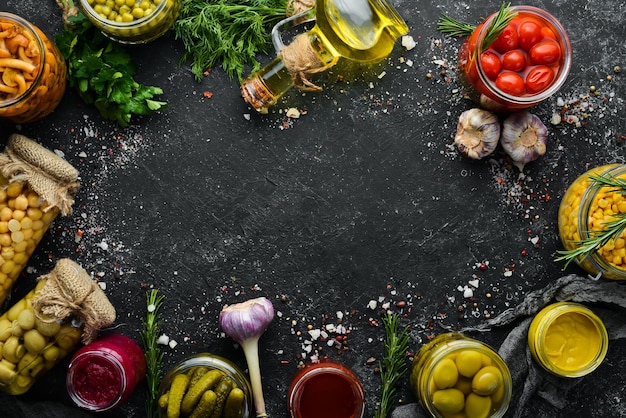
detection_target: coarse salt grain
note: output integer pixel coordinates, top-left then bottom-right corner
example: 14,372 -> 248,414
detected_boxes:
401,35 -> 416,50
157,334 -> 170,345
168,340 -> 178,349
367,300 -> 377,310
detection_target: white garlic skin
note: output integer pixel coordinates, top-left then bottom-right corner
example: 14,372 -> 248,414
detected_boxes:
500,111 -> 548,171
454,108 -> 501,160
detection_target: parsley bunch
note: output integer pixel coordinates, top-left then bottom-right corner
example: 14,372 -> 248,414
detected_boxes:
55,12 -> 167,127
174,0 -> 289,82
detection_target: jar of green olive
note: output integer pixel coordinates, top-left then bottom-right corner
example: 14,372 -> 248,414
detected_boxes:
79,0 -> 181,44
410,332 -> 512,418
558,163 -> 626,280
0,259 -> 116,395
0,13 -> 67,123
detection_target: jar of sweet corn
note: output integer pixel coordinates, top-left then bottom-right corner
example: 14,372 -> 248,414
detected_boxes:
528,302 -> 608,377
79,0 -> 181,44
0,13 -> 67,123
410,333 -> 512,418
0,259 -> 116,395
558,164 -> 626,280
0,134 -> 79,306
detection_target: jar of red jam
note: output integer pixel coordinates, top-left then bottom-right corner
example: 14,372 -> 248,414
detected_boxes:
0,13 -> 67,123
458,6 -> 572,111
66,333 -> 147,412
287,359 -> 365,418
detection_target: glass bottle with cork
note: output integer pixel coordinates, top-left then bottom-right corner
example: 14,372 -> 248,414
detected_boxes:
240,0 -> 409,113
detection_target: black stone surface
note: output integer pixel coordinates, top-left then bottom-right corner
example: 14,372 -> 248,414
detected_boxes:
0,0 -> 625,417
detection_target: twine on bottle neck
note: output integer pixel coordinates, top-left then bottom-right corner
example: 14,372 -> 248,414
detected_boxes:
279,33 -> 333,92
286,0 -> 315,17
55,0 -> 79,25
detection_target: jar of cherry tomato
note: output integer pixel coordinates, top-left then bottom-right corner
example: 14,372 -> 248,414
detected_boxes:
458,6 -> 572,111
0,13 -> 67,123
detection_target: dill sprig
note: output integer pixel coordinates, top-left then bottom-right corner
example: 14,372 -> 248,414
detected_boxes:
375,313 -> 411,418
174,0 -> 289,82
437,2 -> 517,52
141,289 -> 165,418
555,173 -> 626,268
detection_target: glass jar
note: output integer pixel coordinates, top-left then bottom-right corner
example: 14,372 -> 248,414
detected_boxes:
66,334 -> 147,411
557,163 -> 626,280
0,13 -> 67,123
410,333 -> 512,418
457,6 -> 572,112
79,0 -> 181,44
528,302 -> 608,377
0,278 -> 83,395
158,353 -> 254,418
287,359 -> 365,418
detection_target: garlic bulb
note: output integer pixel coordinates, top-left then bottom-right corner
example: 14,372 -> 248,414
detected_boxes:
500,111 -> 548,172
454,108 -> 501,159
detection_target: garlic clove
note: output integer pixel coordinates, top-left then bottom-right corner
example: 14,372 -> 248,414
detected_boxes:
500,111 -> 548,172
454,108 -> 501,160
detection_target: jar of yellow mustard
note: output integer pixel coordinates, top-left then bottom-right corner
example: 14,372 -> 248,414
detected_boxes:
0,13 -> 67,123
528,302 -> 608,377
410,333 -> 512,418
558,163 -> 626,280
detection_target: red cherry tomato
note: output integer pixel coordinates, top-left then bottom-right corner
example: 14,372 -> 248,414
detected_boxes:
491,24 -> 519,53
502,50 -> 527,72
495,72 -> 526,96
541,26 -> 557,40
530,41 -> 561,65
517,20 -> 543,51
480,51 -> 502,80
525,65 -> 555,93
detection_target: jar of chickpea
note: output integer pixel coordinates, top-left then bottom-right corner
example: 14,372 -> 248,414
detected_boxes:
0,134 -> 80,306
0,13 -> 67,123
79,0 -> 181,44
558,164 -> 626,280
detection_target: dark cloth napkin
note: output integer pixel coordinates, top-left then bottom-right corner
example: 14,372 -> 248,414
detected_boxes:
392,274 -> 626,418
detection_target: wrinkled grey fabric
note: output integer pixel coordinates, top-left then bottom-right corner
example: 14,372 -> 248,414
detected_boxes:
392,274 -> 626,418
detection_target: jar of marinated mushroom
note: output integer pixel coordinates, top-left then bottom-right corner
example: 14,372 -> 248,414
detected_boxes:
0,13 -> 67,123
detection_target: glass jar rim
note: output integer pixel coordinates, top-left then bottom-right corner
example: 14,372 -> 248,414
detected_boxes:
475,5 -> 572,105
0,12 -> 46,109
530,302 -> 608,377
78,0 -> 168,29
66,350 -> 127,412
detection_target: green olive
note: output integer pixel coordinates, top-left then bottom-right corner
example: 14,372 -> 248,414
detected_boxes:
471,366 -> 503,396
432,358 -> 459,389
432,388 -> 465,414
464,393 -> 492,418
455,350 -> 483,378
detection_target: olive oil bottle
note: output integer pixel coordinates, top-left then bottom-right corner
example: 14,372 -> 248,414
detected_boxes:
240,0 -> 408,113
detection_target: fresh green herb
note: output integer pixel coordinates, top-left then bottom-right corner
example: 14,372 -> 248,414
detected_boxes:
556,173 -> 626,268
375,313 -> 410,418
55,12 -> 167,127
437,2 -> 517,52
174,0 -> 289,82
141,289 -> 165,418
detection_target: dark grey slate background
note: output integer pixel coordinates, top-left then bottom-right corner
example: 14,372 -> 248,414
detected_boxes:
0,0 -> 625,417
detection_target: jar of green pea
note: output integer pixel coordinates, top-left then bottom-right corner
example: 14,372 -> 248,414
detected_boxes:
78,0 -> 181,44
558,163 -> 626,280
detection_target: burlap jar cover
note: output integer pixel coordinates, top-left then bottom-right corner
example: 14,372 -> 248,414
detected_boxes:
0,258 -> 116,395
0,133 -> 79,306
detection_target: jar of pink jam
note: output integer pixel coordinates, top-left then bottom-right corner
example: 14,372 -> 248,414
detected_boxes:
66,333 -> 146,412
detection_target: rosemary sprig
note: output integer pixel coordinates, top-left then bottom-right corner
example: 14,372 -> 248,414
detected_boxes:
555,173 -> 626,268
141,289 -> 165,418
437,2 -> 517,52
375,313 -> 411,418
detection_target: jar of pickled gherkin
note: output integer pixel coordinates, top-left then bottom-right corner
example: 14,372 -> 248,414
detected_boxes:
0,258 -> 116,395
557,164 -> 626,280
0,134 -> 79,306
79,0 -> 181,44
0,13 -> 67,123
410,333 -> 512,418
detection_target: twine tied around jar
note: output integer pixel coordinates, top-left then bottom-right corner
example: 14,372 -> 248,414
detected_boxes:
286,0 -> 315,17
0,134 -> 79,216
32,259 -> 116,344
55,0 -> 80,25
279,34 -> 334,92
